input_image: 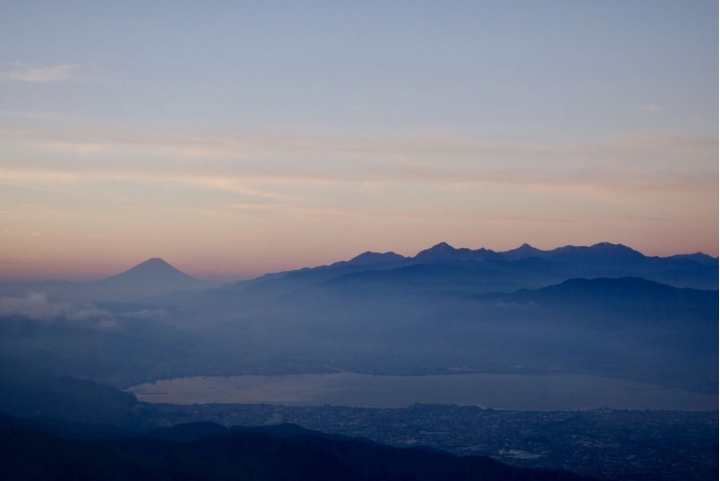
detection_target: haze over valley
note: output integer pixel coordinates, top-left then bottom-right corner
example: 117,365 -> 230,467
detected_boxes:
1,241 -> 716,397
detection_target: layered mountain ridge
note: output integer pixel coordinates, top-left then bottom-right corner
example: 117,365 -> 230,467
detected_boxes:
228,241 -> 718,297
341,241 -> 717,267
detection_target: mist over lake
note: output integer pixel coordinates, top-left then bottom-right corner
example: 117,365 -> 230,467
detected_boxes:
129,372 -> 718,411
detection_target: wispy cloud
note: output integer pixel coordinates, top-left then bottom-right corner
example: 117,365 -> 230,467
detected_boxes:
0,63 -> 83,83
0,123 -> 716,196
0,292 -> 112,321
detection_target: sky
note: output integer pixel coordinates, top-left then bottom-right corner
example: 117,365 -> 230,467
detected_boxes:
0,1 -> 717,282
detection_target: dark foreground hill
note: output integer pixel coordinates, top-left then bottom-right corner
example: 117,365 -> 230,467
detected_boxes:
0,359 -> 142,428
0,414 -> 594,481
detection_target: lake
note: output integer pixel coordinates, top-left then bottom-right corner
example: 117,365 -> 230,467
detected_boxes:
128,372 -> 718,411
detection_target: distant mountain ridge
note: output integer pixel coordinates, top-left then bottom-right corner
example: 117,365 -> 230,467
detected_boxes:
228,241 -> 717,293
665,252 -> 719,266
324,241 -> 717,268
410,241 -> 716,265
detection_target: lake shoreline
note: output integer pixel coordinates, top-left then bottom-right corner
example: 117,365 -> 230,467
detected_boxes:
128,372 -> 719,411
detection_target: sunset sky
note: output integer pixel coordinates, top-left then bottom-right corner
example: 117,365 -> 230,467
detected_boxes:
1,1 -> 717,282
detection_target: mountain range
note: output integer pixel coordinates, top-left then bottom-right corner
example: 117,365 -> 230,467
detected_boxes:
345,241 -> 718,268
0,242 -> 715,304
188,242 -> 715,314
242,241 -> 717,297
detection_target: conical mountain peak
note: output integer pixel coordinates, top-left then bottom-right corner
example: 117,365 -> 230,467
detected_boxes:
131,257 -> 177,271
97,258 -> 202,286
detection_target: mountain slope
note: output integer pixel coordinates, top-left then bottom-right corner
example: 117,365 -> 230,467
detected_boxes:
666,253 -> 719,266
484,277 -> 718,311
0,359 -> 142,427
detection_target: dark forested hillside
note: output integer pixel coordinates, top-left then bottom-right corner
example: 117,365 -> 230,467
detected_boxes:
0,415 -> 595,481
